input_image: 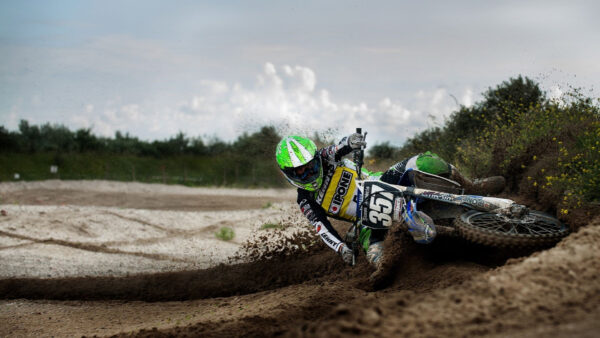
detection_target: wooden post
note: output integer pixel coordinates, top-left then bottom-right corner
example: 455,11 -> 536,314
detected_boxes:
131,165 -> 136,181
161,165 -> 166,184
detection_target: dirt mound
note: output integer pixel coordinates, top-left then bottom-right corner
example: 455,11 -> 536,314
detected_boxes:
298,216 -> 600,337
123,234 -> 513,337
124,217 -> 600,338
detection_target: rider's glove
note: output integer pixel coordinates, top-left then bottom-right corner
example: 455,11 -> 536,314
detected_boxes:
346,133 -> 366,150
338,244 -> 354,265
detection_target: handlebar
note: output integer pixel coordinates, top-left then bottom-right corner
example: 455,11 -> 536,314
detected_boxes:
354,127 -> 366,180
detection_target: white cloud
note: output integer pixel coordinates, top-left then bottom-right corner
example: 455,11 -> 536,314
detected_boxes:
462,88 -> 474,108
172,63 -> 472,145
13,62 -> 474,145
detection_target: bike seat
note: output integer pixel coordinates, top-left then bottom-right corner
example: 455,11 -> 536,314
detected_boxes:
402,169 -> 464,194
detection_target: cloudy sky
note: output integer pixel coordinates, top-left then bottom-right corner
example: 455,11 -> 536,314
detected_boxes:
1,0 -> 599,146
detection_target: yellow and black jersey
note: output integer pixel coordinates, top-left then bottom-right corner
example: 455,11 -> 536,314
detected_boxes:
312,159 -> 362,222
297,144 -> 382,253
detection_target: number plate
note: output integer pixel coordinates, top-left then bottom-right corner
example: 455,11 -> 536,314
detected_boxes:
361,181 -> 399,229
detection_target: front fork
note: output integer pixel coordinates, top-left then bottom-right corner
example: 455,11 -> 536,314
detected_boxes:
350,221 -> 360,266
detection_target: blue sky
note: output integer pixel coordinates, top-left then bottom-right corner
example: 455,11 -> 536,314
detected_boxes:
1,0 -> 599,145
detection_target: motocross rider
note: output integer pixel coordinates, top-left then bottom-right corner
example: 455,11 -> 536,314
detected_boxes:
275,133 -> 505,270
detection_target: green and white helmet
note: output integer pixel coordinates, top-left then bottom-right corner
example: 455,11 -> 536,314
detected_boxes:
275,136 -> 323,191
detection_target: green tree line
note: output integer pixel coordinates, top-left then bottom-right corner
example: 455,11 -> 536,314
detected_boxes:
1,120 -> 279,157
0,124 -> 286,187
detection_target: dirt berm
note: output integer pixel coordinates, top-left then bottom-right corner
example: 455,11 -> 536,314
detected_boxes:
124,218 -> 600,338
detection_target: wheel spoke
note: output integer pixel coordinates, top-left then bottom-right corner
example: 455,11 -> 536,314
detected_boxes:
522,225 -> 534,235
466,212 -> 564,236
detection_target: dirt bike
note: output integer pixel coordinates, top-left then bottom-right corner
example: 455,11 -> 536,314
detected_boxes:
350,128 -> 569,261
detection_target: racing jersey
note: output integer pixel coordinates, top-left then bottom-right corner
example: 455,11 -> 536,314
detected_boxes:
297,140 -> 381,253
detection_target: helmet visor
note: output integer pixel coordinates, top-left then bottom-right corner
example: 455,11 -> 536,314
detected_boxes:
282,156 -> 321,184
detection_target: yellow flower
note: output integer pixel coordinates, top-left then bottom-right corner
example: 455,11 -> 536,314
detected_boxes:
561,209 -> 569,215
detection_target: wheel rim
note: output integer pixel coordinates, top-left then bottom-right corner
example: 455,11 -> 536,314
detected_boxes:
465,212 -> 565,236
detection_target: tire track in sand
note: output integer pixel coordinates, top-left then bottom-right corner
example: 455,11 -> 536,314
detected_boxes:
0,230 -> 190,263
99,221 -> 233,247
101,210 -> 174,233
0,242 -> 36,251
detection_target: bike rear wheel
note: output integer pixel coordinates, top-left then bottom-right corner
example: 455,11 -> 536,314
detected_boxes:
454,210 -> 569,248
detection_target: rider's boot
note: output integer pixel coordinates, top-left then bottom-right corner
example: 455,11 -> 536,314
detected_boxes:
366,241 -> 384,267
449,166 -> 505,195
367,241 -> 394,288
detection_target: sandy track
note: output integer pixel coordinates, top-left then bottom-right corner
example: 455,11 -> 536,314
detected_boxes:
1,179 -> 294,212
0,180 -> 599,337
0,181 -> 298,278
0,204 -> 295,277
0,180 -> 293,197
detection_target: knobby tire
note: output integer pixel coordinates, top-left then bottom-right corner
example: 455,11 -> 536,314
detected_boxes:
454,210 -> 569,248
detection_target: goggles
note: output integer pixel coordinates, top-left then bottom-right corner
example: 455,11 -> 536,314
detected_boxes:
283,156 -> 321,184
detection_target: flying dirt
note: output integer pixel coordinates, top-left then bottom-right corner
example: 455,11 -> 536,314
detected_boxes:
0,180 -> 598,337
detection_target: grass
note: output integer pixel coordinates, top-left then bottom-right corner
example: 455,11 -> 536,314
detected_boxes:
214,227 -> 235,241
0,152 -> 287,188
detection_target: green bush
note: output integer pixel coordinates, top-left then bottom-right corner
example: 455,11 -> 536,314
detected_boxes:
453,91 -> 599,221
215,227 -> 235,241
392,76 -> 547,163
369,75 -> 598,223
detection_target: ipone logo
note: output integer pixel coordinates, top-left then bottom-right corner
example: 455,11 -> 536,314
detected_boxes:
328,171 -> 353,214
